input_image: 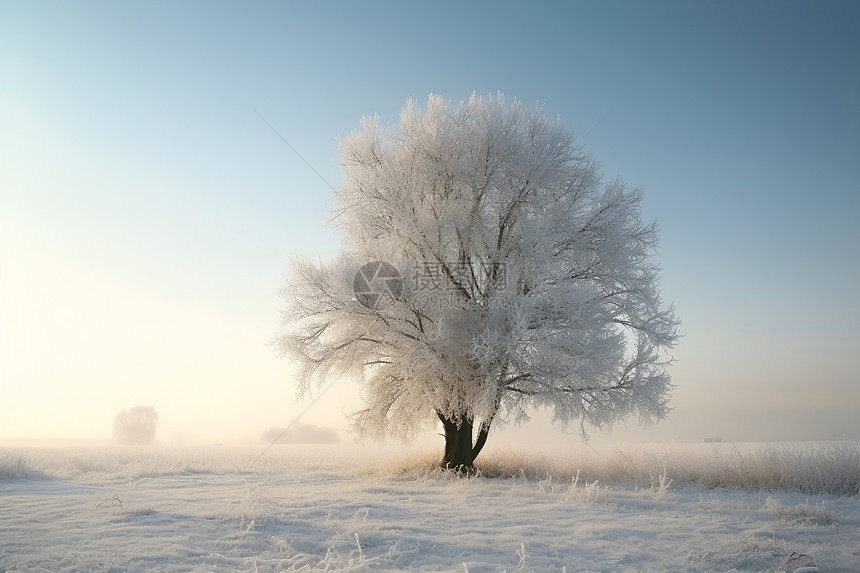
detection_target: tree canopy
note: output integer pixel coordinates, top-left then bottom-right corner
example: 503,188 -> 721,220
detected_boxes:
276,93 -> 679,469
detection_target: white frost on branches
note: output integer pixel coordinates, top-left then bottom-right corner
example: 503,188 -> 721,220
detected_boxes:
276,93 -> 679,444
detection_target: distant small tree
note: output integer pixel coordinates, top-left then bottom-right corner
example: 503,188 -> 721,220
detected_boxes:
113,406 -> 158,445
276,93 -> 679,471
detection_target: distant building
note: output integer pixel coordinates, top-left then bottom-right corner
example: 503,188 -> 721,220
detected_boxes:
703,437 -> 724,443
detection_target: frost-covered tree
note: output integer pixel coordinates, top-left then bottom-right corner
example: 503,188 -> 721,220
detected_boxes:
276,93 -> 679,471
112,405 -> 158,445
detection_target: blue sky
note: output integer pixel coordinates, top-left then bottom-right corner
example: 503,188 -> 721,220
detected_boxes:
1,1 -> 858,445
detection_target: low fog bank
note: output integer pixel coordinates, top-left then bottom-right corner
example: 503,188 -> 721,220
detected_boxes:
259,422 -> 339,445
2,405 -> 857,447
484,406 -> 860,448
599,408 -> 860,444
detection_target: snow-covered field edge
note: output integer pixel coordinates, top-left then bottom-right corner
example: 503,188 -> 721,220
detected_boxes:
1,442 -> 858,572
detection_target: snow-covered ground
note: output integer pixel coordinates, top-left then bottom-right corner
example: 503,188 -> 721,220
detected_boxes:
1,443 -> 858,572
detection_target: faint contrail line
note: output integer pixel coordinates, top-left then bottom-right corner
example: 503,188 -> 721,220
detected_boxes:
255,378 -> 339,460
253,109 -> 341,460
253,108 -> 337,192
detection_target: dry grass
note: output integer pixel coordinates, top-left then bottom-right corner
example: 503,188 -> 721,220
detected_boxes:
0,450 -> 45,479
466,440 -> 860,495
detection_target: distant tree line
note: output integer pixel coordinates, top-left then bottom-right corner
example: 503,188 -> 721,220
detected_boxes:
260,422 -> 339,445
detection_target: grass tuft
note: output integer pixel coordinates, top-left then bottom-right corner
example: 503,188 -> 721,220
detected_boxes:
0,450 -> 44,479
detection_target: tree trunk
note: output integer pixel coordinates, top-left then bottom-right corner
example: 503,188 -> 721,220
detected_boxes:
438,413 -> 491,473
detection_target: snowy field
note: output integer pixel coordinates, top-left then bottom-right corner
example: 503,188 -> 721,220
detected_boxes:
1,442 -> 859,572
